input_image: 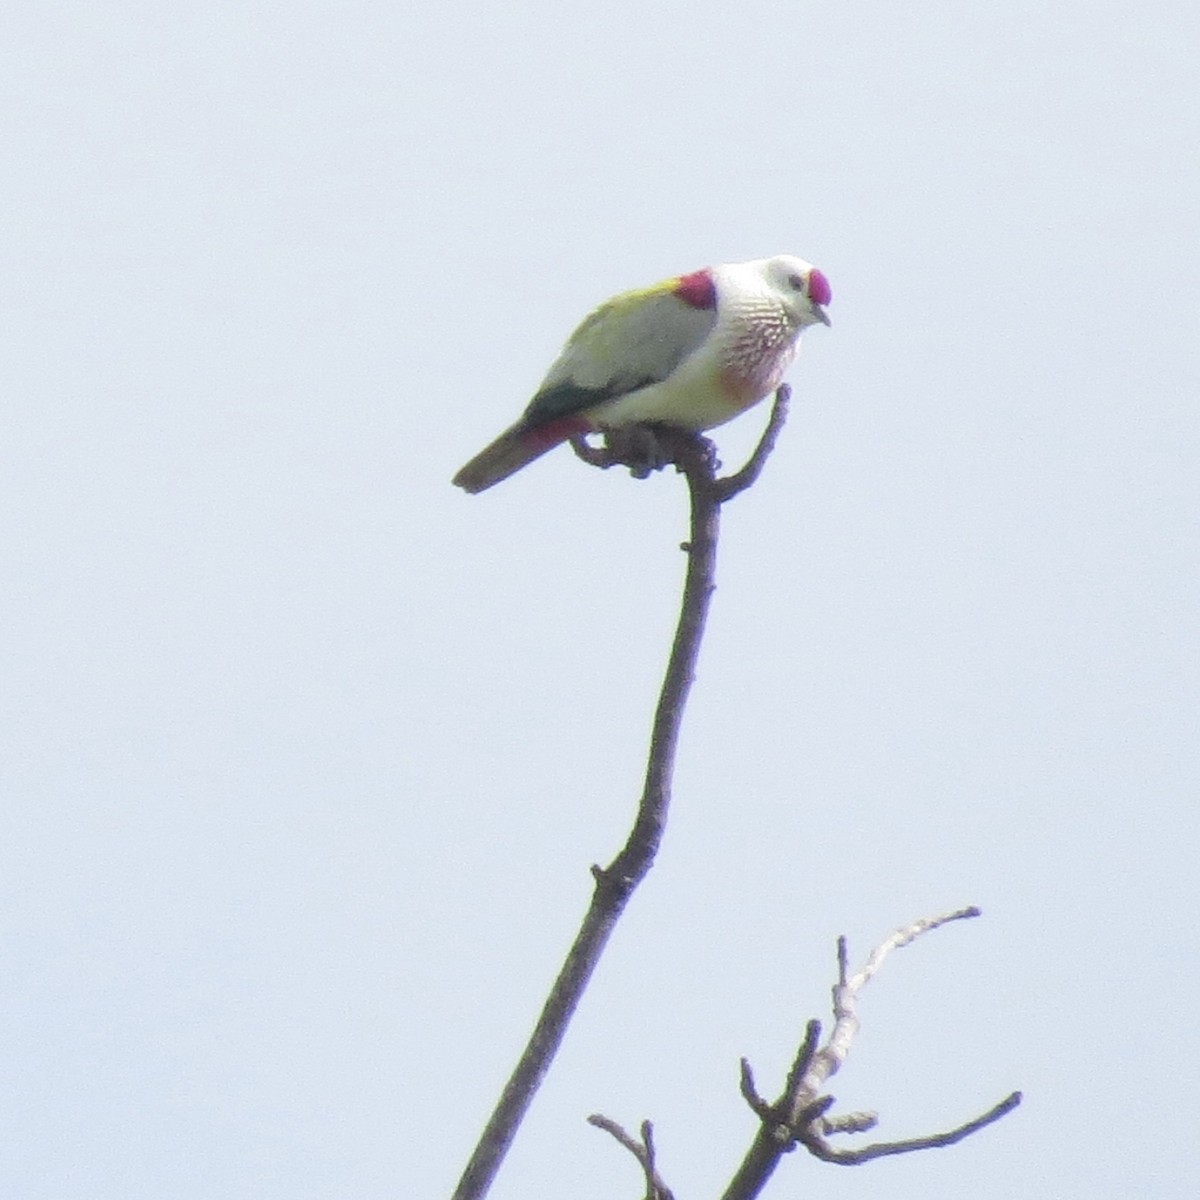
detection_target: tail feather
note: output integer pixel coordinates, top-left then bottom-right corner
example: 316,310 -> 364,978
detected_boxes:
452,427 -> 561,494
452,417 -> 591,494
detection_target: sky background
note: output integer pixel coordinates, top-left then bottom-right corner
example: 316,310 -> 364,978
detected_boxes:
2,1 -> 1197,1197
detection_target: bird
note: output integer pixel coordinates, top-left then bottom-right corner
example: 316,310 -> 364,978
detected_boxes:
452,255 -> 831,494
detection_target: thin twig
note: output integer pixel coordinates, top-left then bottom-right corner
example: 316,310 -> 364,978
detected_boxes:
715,385 -> 791,501
800,1091 -> 1023,1165
588,1116 -> 676,1200
738,1059 -> 771,1120
450,395 -> 791,1200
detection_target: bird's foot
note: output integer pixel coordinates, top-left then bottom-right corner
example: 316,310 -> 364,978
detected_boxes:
572,424 -> 721,481
609,424 -> 676,479
571,425 -> 671,477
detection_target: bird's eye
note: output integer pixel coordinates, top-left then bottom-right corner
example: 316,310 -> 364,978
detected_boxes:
787,272 -> 804,290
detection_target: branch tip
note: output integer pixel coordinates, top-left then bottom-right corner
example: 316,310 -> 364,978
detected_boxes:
821,1109 -> 879,1136
739,1058 -> 771,1119
781,1018 -> 822,1101
588,1114 -> 676,1200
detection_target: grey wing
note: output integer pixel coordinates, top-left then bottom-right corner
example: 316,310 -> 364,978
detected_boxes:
521,289 -> 717,427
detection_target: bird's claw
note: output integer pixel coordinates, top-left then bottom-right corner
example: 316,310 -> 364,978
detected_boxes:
600,424 -> 675,479
574,424 -> 723,481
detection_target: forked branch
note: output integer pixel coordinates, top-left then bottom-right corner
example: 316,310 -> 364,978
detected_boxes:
720,907 -> 1021,1200
590,908 -> 1020,1200
587,1116 -> 676,1200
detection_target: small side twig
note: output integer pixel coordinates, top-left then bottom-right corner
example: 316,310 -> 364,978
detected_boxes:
588,1116 -> 676,1200
721,907 -> 1020,1200
798,1091 -> 1023,1165
738,1058 -> 772,1120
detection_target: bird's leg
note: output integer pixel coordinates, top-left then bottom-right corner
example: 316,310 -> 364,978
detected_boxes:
571,424 -> 672,479
568,428 -> 662,473
568,428 -> 662,474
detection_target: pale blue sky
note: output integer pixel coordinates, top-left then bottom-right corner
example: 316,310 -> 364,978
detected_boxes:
2,2 -> 1197,1197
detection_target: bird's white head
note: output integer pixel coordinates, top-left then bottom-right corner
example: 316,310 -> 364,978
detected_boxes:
752,255 -> 833,329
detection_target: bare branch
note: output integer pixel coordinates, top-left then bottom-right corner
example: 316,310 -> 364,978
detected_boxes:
588,1115 -> 676,1200
720,908 -> 1019,1200
452,397 -> 790,1200
801,1091 -> 1023,1165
